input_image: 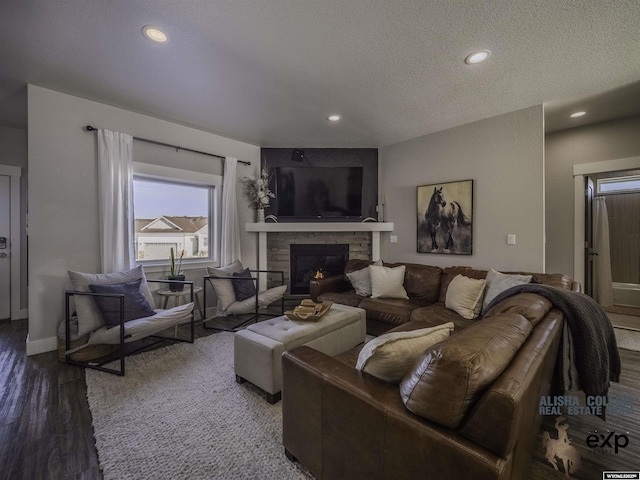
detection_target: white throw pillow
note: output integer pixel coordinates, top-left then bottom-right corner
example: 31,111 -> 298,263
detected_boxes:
207,260 -> 244,314
369,265 -> 408,299
346,259 -> 383,297
68,265 -> 155,336
445,274 -> 486,320
356,323 -> 454,383
482,269 -> 532,309
223,285 -> 287,316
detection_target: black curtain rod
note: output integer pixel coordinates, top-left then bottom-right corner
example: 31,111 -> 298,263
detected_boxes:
84,125 -> 251,166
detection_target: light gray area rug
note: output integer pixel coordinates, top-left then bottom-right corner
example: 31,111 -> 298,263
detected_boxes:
85,333 -> 312,480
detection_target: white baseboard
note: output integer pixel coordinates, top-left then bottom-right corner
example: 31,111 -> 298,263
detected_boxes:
26,334 -> 58,356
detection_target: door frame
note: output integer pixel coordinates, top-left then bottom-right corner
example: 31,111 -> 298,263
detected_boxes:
0,165 -> 25,320
573,156 -> 640,287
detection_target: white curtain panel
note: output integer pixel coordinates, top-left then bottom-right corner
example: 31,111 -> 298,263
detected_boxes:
593,196 -> 615,307
97,129 -> 135,273
220,156 -> 241,266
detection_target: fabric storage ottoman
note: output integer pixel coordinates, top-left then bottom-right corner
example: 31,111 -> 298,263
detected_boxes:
234,304 -> 366,403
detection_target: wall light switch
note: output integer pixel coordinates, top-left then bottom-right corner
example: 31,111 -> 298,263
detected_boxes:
390,235 -> 398,244
507,234 -> 516,245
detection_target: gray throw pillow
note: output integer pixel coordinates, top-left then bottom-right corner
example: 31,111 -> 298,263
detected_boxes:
68,265 -> 155,336
482,269 -> 532,309
346,259 -> 383,296
232,268 -> 257,302
89,279 -> 156,327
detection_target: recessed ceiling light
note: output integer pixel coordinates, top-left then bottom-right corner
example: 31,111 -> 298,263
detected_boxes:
464,50 -> 491,65
142,25 -> 168,44
570,111 -> 586,118
327,114 -> 342,122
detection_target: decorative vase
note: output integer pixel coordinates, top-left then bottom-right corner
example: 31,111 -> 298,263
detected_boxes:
168,274 -> 186,292
256,208 -> 265,223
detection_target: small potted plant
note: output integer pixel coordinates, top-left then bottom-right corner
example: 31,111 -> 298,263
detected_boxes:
168,247 -> 185,291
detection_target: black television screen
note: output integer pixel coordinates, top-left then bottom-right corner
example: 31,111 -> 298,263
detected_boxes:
275,166 -> 363,219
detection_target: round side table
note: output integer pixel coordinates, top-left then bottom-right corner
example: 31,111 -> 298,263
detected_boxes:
156,286 -> 204,320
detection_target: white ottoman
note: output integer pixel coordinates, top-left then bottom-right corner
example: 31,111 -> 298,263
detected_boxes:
234,304 -> 366,403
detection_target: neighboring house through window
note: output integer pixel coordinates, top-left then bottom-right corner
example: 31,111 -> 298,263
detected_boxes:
132,162 -> 222,266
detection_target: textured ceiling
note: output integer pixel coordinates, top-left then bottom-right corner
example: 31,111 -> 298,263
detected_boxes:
1,0 -> 639,147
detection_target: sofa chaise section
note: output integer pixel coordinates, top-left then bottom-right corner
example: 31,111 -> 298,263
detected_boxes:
282,300 -> 565,480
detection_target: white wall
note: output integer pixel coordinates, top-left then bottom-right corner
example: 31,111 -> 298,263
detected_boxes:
545,115 -> 640,277
0,125 -> 28,313
380,105 -> 545,272
27,85 -> 260,354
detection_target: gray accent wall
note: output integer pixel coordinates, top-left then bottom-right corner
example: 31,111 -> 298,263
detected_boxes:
380,105 -> 545,272
261,148 -> 378,221
545,114 -> 640,277
27,85 -> 260,354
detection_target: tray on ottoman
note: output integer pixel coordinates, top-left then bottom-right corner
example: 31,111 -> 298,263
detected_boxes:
284,300 -> 333,322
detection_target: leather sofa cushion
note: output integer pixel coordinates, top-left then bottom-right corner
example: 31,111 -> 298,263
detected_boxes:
532,273 -> 573,290
506,271 -> 573,290
345,258 -> 376,275
483,292 -> 553,327
408,303 -> 474,331
459,310 -> 563,458
317,290 -> 362,307
438,266 -> 488,303
399,313 -> 532,429
357,297 -> 422,327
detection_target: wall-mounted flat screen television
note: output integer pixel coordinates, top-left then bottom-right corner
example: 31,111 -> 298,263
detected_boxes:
275,166 -> 363,219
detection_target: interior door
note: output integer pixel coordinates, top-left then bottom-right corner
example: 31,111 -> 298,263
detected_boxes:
0,175 -> 11,319
584,176 -> 595,297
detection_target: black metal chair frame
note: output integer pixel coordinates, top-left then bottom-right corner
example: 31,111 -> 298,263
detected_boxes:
64,279 -> 195,376
202,269 -> 285,331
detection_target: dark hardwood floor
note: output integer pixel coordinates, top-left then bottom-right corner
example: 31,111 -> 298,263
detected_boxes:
1,318 -> 639,480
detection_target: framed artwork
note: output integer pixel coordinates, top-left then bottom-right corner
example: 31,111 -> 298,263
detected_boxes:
417,179 -> 473,254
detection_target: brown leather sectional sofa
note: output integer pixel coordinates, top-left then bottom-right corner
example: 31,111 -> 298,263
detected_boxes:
283,259 -> 579,479
310,259 -> 578,335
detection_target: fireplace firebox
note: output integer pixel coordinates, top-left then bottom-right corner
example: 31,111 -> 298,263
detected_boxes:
289,244 -> 349,295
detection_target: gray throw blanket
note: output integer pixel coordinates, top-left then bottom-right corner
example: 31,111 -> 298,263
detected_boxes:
482,284 -> 621,400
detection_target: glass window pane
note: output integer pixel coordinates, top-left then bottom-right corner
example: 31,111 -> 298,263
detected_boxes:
134,179 -> 211,262
597,175 -> 640,194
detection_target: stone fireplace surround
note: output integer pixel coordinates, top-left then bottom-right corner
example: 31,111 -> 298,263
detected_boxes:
246,222 -> 394,296
272,233 -> 367,293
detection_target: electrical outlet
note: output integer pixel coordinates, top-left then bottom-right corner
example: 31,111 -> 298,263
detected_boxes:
390,235 -> 398,244
507,234 -> 516,245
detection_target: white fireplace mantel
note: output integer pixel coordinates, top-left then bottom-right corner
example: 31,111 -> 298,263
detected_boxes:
246,222 -> 394,272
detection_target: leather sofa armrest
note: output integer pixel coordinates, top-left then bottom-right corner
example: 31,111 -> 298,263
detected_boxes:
282,346 -> 504,480
282,346 -> 399,479
309,274 -> 351,302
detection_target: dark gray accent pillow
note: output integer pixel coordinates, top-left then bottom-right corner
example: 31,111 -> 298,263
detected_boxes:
232,268 -> 257,302
89,279 -> 156,327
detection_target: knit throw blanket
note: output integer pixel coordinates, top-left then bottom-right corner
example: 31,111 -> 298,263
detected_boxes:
482,284 -> 621,400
